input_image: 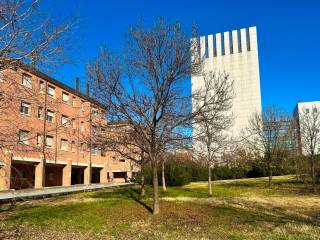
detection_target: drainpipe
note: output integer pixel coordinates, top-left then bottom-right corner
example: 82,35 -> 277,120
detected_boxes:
41,81 -> 48,188
89,102 -> 92,184
76,77 -> 80,166
54,111 -> 58,163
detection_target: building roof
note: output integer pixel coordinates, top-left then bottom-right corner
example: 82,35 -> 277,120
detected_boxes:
108,120 -> 131,126
296,100 -> 320,105
19,65 -> 107,110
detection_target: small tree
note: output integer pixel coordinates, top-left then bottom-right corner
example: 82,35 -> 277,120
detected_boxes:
193,71 -> 234,196
298,106 -> 320,192
245,107 -> 290,189
160,153 -> 167,191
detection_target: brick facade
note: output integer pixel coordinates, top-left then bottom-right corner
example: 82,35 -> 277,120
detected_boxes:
0,67 -> 139,191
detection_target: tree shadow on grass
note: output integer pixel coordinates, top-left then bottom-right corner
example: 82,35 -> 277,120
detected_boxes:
180,188 -> 210,198
220,180 -> 320,196
217,197 -> 320,228
128,190 -> 153,213
87,187 -> 153,213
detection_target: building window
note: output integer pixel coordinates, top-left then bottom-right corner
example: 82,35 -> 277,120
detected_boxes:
36,134 -> 42,146
62,92 -> 69,103
0,71 -> 4,83
91,146 -> 98,155
45,135 -> 54,148
47,110 -> 54,123
71,141 -> 76,152
19,130 -> 29,145
71,118 -> 76,129
38,107 -> 44,119
80,121 -> 84,132
22,74 -> 32,88
39,80 -> 45,93
80,143 -> 86,153
72,96 -> 76,107
92,125 -> 97,135
61,115 -> 69,127
101,150 -> 106,157
81,101 -> 85,111
119,159 -> 125,163
20,101 -> 31,116
47,85 -> 55,98
60,139 -> 68,151
92,107 -> 98,116
314,108 -> 318,113
305,108 -> 310,114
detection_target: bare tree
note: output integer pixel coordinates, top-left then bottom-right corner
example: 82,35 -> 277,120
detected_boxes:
0,0 -> 74,148
0,0 -> 74,189
0,0 -> 73,71
244,107 -> 290,189
88,18 -> 222,214
298,106 -> 320,192
193,71 -> 234,196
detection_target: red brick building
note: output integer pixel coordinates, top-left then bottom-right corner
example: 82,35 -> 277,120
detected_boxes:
0,66 -> 139,191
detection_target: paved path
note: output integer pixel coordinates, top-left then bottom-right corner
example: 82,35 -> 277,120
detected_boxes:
0,182 -> 134,203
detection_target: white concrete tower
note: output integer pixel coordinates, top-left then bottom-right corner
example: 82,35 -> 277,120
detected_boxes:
192,26 -> 262,139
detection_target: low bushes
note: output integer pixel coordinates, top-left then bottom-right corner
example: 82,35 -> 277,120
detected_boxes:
136,155 -> 318,187
137,158 -> 260,187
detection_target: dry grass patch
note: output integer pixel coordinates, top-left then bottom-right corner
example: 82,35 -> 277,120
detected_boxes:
0,176 -> 319,240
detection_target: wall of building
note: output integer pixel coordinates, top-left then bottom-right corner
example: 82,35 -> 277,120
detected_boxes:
0,67 -> 139,191
295,101 -> 320,155
192,26 -> 262,139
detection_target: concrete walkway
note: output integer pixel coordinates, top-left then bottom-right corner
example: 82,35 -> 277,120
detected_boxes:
0,182 -> 134,203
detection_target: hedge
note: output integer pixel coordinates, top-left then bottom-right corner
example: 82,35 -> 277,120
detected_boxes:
136,155 -> 317,187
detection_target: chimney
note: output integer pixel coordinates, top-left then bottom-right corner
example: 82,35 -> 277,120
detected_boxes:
76,77 -> 80,94
86,82 -> 90,96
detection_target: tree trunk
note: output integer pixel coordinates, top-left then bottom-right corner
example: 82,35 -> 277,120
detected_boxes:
162,160 -> 167,191
208,164 -> 212,196
140,164 -> 145,197
311,155 -> 316,193
152,161 -> 160,215
295,157 -> 299,181
268,161 -> 272,189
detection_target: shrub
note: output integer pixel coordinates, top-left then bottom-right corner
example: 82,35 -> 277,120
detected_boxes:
135,154 -> 312,186
164,159 -> 193,186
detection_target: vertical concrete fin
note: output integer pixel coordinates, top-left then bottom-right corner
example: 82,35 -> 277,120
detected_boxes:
215,33 -> 222,56
249,26 -> 258,52
223,31 -> 230,55
200,36 -> 206,59
232,30 -> 238,53
240,28 -> 247,53
208,34 -> 214,58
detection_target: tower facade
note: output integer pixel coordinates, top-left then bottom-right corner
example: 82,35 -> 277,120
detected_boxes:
294,101 -> 320,155
192,26 -> 262,139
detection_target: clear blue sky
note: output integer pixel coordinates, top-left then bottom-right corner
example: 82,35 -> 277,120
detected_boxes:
42,0 -> 320,113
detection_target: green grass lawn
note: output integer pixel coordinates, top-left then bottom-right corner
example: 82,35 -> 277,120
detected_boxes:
1,175 -> 320,240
